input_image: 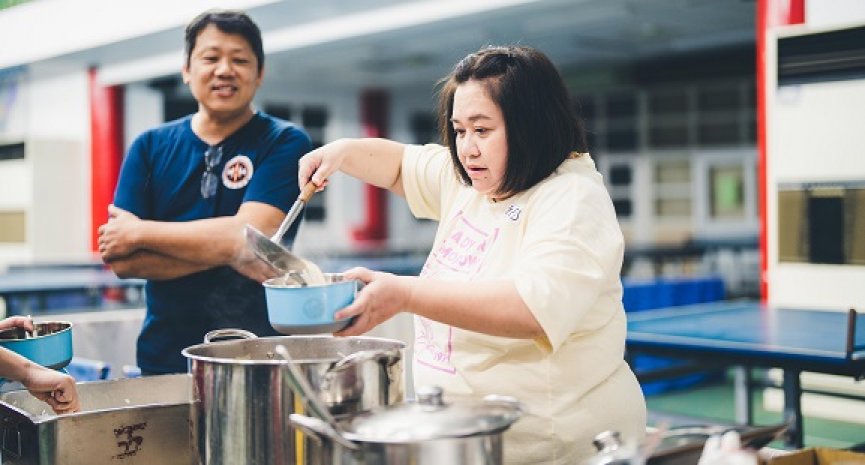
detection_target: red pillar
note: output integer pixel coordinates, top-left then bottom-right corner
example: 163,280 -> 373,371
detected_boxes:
89,68 -> 124,253
351,89 -> 389,245
756,0 -> 805,302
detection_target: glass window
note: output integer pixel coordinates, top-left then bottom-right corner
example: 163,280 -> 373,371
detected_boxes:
654,159 -> 690,184
0,211 -> 26,243
609,165 -> 632,186
649,90 -> 688,116
605,92 -> 636,118
709,165 -> 745,219
698,121 -> 740,146
301,106 -> 329,222
653,159 -> 692,218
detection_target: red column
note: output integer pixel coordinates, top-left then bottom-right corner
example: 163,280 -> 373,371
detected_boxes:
351,89 -> 389,245
89,68 -> 124,253
756,0 -> 805,302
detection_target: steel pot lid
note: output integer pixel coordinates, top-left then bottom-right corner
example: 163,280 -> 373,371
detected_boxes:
341,386 -> 523,443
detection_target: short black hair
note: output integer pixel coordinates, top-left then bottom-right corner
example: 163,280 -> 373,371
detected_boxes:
185,9 -> 264,73
436,45 -> 587,198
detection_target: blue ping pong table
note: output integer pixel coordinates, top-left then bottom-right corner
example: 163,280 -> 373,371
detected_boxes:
626,300 -> 865,448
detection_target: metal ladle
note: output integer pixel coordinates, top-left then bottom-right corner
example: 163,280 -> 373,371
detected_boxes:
245,182 -> 317,282
273,344 -> 357,450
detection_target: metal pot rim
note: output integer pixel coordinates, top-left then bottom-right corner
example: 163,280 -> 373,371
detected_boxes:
180,334 -> 405,365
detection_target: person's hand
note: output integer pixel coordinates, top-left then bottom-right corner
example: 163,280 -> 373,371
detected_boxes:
98,205 -> 142,261
0,316 -> 34,332
697,431 -> 758,465
229,240 -> 282,283
22,365 -> 80,414
297,139 -> 350,193
333,267 -> 412,336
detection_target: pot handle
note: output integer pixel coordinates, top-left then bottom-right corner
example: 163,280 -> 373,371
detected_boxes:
1,419 -> 22,459
288,413 -> 359,450
203,328 -> 258,343
329,348 -> 402,372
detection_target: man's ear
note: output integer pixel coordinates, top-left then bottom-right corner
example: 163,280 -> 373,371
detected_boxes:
181,65 -> 191,84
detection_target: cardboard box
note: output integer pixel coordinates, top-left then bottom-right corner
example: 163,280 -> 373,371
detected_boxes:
766,448 -> 865,465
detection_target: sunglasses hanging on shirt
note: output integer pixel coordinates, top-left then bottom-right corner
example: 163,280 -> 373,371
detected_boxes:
201,145 -> 224,199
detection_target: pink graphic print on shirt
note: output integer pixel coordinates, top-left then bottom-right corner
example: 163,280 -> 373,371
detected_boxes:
415,211 -> 499,374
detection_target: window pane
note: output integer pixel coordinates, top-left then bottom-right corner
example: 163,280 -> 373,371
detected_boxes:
607,128 -> 638,151
609,165 -> 632,186
0,211 -> 26,243
605,93 -> 636,118
698,121 -> 740,146
649,90 -> 687,116
613,199 -> 633,217
698,86 -> 740,112
709,165 -> 745,219
655,198 -> 691,217
654,159 -> 690,184
649,125 -> 688,148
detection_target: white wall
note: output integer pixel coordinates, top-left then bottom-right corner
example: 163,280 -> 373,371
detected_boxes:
766,17 -> 865,310
0,65 -> 93,268
124,83 -> 164,152
807,0 -> 865,29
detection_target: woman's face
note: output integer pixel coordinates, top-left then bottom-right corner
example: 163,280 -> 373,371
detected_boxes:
182,24 -> 262,121
451,80 -> 509,200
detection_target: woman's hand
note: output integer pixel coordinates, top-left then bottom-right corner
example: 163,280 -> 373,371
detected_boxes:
0,316 -> 34,332
23,365 -> 81,414
333,267 -> 414,336
298,139 -> 351,193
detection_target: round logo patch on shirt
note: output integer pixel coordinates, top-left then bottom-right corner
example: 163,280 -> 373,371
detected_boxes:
222,154 -> 254,190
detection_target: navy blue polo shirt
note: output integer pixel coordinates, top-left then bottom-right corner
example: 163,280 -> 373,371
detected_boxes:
113,112 -> 312,373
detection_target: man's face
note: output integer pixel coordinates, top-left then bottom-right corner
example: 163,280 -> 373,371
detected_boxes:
182,24 -> 262,119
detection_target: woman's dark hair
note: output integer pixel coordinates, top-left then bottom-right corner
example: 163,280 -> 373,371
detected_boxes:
436,45 -> 587,197
185,10 -> 264,73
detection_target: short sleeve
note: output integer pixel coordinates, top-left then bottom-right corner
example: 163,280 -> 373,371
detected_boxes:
242,126 -> 312,213
113,132 -> 154,219
402,144 -> 458,221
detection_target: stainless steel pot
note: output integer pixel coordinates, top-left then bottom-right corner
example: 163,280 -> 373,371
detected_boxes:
181,330 -> 405,465
289,386 -> 523,465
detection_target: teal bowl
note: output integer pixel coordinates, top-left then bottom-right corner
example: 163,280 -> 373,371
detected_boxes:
0,321 -> 73,370
264,273 -> 358,334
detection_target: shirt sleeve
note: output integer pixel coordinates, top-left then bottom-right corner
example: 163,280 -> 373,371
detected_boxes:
242,126 -> 312,213
402,143 -> 457,221
113,132 -> 154,219
512,171 -> 625,352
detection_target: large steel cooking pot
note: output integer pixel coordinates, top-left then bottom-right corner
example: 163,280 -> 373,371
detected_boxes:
289,386 -> 523,465
181,330 -> 405,465
0,321 -> 73,370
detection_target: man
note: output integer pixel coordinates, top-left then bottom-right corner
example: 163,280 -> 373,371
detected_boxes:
98,9 -> 311,374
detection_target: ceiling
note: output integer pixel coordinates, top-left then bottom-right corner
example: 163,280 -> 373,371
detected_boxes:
259,0 -> 757,90
32,0 -> 756,91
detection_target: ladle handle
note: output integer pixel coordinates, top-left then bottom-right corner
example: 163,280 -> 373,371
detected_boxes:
274,345 -> 339,429
272,182 -> 317,242
288,413 -> 358,450
298,180 -> 317,203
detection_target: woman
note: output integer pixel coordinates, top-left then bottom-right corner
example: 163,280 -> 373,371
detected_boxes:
298,45 -> 645,464
0,316 -> 80,414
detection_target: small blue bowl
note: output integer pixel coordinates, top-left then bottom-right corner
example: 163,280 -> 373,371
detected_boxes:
0,321 -> 73,370
264,273 -> 358,334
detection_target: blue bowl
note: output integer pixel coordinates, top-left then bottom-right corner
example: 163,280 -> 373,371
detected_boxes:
264,273 -> 358,334
0,321 -> 73,369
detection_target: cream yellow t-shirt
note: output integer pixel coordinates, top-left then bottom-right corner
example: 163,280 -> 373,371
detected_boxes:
402,144 -> 646,465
